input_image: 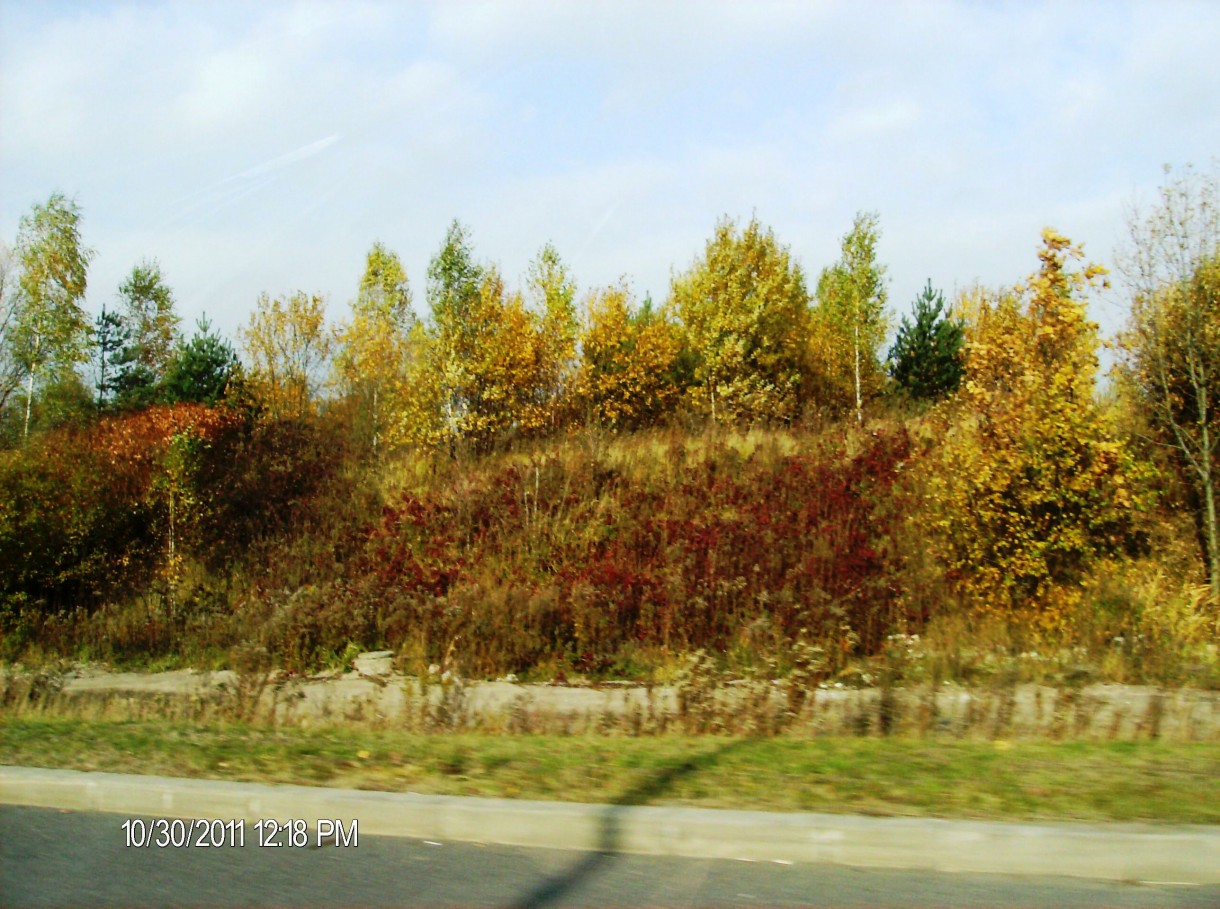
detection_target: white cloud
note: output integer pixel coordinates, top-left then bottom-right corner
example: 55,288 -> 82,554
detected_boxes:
426,0 -> 836,61
176,42 -> 283,135
828,100 -> 923,144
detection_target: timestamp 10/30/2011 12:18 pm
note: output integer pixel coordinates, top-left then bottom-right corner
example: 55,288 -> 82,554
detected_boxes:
121,817 -> 359,849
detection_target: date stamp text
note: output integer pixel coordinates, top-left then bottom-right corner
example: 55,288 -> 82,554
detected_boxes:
122,818 -> 358,848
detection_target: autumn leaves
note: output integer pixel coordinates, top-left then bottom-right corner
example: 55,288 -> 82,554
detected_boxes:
248,213 -> 896,453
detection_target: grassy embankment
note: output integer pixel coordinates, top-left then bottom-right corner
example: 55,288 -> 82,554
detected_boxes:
4,717 -> 1219,824
6,421 -> 1217,689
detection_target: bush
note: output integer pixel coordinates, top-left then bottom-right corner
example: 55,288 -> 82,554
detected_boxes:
0,405 -> 236,612
300,426 -> 916,676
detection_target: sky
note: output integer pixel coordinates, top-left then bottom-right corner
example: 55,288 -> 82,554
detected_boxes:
1,0 -> 1218,349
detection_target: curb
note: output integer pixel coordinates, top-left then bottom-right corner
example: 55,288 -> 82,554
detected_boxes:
2,765 -> 1218,883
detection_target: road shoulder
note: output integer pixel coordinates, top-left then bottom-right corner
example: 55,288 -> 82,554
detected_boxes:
2,764 -> 1218,884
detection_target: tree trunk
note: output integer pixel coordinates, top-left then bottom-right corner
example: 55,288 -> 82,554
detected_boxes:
371,385 -> 380,455
853,317 -> 863,425
167,489 -> 177,613
1205,473 -> 1220,602
1200,419 -> 1220,601
97,303 -> 107,411
22,366 -> 33,445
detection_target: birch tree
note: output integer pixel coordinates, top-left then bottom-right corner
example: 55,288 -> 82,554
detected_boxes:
8,193 -> 95,442
334,242 -> 414,453
527,242 -> 578,429
576,283 -> 681,430
1121,163 -> 1220,597
814,212 -> 888,424
424,220 -> 484,441
933,231 -> 1142,624
399,227 -> 576,448
669,216 -> 810,423
0,244 -> 22,417
241,291 -> 333,421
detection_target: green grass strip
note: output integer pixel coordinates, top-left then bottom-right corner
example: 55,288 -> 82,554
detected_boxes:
3,718 -> 1218,823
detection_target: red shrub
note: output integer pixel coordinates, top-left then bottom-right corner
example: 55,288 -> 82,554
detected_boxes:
326,429 -> 915,675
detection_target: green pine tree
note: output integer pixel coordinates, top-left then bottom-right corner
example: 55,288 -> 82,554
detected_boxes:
887,280 -> 965,401
92,304 -> 129,409
162,317 -> 239,405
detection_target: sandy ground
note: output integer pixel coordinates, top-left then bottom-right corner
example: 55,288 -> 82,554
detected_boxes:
17,663 -> 1219,740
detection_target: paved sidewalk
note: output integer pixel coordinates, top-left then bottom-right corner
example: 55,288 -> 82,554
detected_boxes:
2,765 -> 1218,884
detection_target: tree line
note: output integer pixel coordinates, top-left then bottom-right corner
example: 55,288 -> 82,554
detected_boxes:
0,202 -> 958,447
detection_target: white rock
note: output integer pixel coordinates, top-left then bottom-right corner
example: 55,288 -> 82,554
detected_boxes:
353,651 -> 394,677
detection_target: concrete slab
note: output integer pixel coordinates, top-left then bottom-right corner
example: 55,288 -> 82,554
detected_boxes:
35,667 -> 1220,740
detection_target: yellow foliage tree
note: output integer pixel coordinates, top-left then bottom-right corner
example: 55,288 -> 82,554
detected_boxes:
930,230 -> 1146,626
1120,163 -> 1220,598
459,269 -> 552,444
395,226 -> 580,450
333,242 -> 414,454
668,216 -> 810,424
397,269 -> 555,449
813,211 -> 888,423
240,291 -> 332,421
528,242 -> 579,431
575,283 -> 681,430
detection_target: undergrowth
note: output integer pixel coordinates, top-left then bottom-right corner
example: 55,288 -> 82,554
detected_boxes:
1,417 -> 1216,689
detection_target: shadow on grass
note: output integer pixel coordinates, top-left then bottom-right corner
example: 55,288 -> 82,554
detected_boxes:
506,737 -> 752,909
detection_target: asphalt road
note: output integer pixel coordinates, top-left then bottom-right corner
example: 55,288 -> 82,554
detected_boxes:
3,806 -> 1216,908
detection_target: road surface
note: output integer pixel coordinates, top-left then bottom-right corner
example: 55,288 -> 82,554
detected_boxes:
2,805 -> 1215,908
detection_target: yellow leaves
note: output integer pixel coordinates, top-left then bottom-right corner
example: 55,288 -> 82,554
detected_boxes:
1038,227 -> 1072,256
928,230 -> 1145,619
355,242 -> 412,326
334,305 -> 414,452
241,291 -> 332,421
670,216 -> 811,422
1083,262 -> 1110,287
576,283 -> 679,430
392,265 -> 576,449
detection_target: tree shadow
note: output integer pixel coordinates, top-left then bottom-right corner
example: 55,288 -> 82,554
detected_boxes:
504,737 -> 752,909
